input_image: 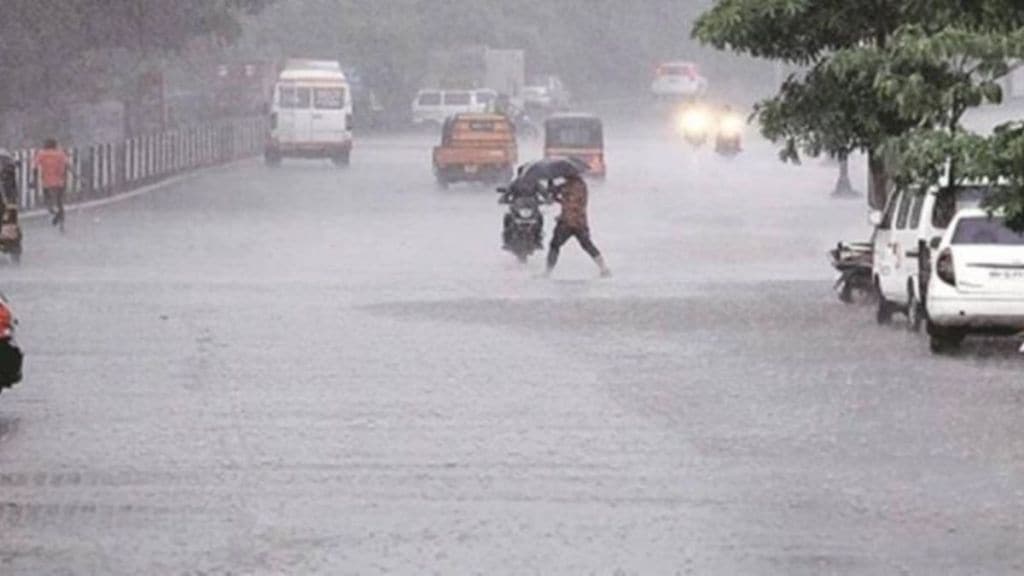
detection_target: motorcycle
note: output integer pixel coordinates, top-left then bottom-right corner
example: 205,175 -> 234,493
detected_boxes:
498,184 -> 547,263
0,205 -> 23,264
714,112 -> 744,157
0,155 -> 22,263
677,105 -> 711,147
0,294 -> 23,396
829,241 -> 874,304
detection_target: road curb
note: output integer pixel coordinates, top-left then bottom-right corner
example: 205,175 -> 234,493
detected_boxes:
18,158 -> 250,222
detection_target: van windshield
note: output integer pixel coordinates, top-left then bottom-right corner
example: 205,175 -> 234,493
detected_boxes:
314,88 -> 346,110
418,92 -> 441,106
278,87 -> 311,109
659,64 -> 696,77
952,217 -> 1024,245
444,92 -> 471,106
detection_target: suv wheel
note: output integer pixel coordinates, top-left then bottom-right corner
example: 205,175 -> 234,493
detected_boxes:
927,321 -> 965,354
906,286 -> 924,333
875,280 -> 893,325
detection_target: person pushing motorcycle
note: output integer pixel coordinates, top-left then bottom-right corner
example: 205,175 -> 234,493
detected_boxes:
546,175 -> 611,277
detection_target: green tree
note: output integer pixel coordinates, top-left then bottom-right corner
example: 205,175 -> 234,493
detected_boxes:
693,0 -> 1024,210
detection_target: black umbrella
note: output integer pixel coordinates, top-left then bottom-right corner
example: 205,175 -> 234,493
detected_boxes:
512,157 -> 589,189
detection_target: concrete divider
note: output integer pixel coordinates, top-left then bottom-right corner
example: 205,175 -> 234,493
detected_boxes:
7,117 -> 266,210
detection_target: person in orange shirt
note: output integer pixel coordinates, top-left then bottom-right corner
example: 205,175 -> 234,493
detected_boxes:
32,138 -> 69,231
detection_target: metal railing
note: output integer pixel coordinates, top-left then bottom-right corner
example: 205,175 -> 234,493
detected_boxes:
6,117 -> 265,210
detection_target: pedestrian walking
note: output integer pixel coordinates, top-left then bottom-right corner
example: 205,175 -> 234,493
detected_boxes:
32,138 -> 69,232
546,175 -> 611,277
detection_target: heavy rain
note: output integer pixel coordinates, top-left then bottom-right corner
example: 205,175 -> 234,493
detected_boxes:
1,1 -> 1023,574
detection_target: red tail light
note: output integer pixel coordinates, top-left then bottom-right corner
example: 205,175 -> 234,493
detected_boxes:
936,248 -> 956,286
0,304 -> 12,338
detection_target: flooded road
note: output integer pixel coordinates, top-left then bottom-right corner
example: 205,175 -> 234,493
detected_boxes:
1,121 -> 1021,574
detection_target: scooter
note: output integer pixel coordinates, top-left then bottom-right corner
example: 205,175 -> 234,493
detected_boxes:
0,205 -> 23,264
714,111 -> 744,157
0,294 -> 23,396
829,241 -> 874,304
498,186 -> 546,263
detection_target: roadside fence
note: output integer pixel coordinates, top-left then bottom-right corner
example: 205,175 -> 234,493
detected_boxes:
6,117 -> 266,210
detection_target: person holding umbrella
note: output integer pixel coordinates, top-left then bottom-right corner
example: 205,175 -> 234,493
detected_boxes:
546,172 -> 610,278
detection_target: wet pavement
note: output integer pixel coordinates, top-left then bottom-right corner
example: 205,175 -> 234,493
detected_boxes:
0,120 -> 1021,574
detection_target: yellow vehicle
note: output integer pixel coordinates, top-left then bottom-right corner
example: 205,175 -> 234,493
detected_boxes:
432,114 -> 518,188
543,113 -> 605,179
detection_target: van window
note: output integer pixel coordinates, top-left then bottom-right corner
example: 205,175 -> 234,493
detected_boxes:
444,92 -> 472,106
279,87 -> 311,109
908,191 -> 925,229
895,189 -> 914,229
879,191 -> 901,230
418,92 -> 441,106
314,88 -> 346,110
932,190 -> 958,229
475,91 -> 495,106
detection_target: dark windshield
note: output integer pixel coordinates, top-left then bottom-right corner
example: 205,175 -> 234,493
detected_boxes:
952,216 -> 1024,245
546,121 -> 603,148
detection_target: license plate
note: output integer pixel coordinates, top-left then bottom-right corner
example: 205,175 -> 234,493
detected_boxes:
989,270 -> 1024,280
464,165 -> 478,174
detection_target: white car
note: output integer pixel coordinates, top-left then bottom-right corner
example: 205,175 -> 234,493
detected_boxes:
411,89 -> 496,126
871,184 -> 989,330
650,61 -> 708,99
924,209 -> 1024,353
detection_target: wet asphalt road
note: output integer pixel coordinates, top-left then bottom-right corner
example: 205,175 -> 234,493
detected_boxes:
0,120 -> 1022,575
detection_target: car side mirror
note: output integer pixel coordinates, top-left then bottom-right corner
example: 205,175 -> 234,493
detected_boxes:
868,210 -> 883,227
929,236 -> 942,250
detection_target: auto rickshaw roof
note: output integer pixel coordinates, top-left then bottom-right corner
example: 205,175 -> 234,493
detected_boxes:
453,113 -> 510,122
545,113 -> 602,126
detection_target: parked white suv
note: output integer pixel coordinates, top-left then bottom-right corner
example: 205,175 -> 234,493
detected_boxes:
411,89 -> 496,126
650,61 -> 708,100
871,184 -> 989,330
924,209 -> 1024,353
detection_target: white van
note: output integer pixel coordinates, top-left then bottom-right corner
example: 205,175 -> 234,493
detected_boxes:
266,60 -> 353,166
411,89 -> 497,126
871,184 -> 989,329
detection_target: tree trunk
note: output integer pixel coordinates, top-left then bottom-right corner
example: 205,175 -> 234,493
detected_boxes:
832,153 -> 858,198
867,149 -> 890,210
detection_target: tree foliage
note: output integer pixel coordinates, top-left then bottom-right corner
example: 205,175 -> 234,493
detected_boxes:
0,0 -> 269,112
694,0 -> 1024,223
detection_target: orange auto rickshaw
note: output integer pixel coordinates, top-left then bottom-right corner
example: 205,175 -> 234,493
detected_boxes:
543,113 -> 605,179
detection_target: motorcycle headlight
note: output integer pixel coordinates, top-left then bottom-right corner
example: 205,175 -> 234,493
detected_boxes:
517,207 -> 535,218
677,108 -> 710,136
719,114 -> 744,137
